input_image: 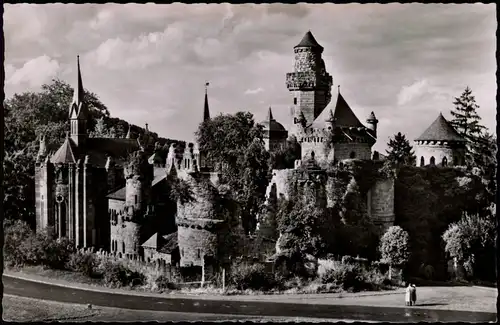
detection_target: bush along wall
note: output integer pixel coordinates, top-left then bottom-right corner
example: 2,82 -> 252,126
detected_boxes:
394,165 -> 490,280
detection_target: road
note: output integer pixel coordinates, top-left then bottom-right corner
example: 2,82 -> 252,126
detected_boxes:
3,275 -> 496,322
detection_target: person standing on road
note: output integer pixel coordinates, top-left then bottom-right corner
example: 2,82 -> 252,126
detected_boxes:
405,283 -> 412,306
411,284 -> 417,306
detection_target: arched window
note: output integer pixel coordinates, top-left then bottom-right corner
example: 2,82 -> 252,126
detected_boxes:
442,157 -> 448,167
420,156 -> 425,167
349,151 -> 356,159
430,156 -> 435,166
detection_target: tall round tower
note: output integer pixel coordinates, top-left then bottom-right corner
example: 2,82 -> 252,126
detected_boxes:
121,150 -> 154,258
286,31 -> 333,136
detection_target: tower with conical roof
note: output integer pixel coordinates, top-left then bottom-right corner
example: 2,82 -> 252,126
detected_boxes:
414,112 -> 466,167
286,31 -> 333,136
260,107 -> 288,152
69,56 -> 88,147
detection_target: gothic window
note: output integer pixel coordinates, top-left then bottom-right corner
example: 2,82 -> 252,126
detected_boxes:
420,156 -> 425,167
293,97 -> 297,105
122,241 -> 125,253
134,195 -> 137,205
187,159 -> 190,169
349,151 -> 356,159
430,156 -> 435,166
442,157 -> 448,167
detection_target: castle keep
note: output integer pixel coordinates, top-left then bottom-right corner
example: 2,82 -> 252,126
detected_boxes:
35,31 -> 466,267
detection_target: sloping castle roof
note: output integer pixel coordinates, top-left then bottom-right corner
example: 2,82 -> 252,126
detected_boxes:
294,31 -> 324,51
51,135 -> 77,164
260,107 -> 287,132
415,113 -> 465,142
312,92 -> 364,129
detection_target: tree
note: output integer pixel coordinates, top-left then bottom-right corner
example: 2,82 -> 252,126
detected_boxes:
379,226 -> 411,279
385,132 -> 416,166
196,112 -> 270,236
449,87 -> 487,167
89,117 -> 117,138
269,135 -> 301,169
442,213 -> 496,280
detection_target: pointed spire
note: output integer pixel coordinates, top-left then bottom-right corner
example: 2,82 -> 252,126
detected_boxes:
294,31 -> 324,52
204,82 -> 210,121
125,124 -> 131,139
267,107 -> 274,121
69,55 -> 88,122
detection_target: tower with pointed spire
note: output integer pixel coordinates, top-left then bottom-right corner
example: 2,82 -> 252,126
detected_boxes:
69,56 -> 88,147
414,112 -> 466,167
286,31 -> 333,136
259,107 -> 288,152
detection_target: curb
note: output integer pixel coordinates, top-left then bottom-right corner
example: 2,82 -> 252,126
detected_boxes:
3,271 -> 404,302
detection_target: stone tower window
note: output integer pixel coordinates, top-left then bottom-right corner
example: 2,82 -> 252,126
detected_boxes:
420,157 -> 425,167
430,156 -> 435,166
181,248 -> 184,257
122,241 -> 125,253
197,249 -> 201,259
293,97 -> 297,105
442,157 -> 448,167
134,195 -> 137,205
349,151 -> 356,159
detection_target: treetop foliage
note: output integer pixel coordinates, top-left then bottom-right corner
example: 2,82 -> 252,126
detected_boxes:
379,226 -> 411,266
385,132 -> 416,166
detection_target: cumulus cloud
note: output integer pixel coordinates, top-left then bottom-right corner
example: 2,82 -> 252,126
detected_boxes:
397,79 -> 430,106
3,4 -> 496,152
245,87 -> 264,95
6,55 -> 60,88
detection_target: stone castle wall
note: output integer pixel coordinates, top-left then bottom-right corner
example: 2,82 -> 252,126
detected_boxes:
266,169 -> 295,202
333,143 -> 372,161
368,178 -> 396,233
177,224 -> 219,267
415,141 -> 465,167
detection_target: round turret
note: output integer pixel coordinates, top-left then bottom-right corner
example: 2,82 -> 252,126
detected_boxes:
175,176 -> 227,267
366,111 -> 378,135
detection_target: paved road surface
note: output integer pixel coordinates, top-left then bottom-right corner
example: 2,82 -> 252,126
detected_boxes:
3,275 -> 496,322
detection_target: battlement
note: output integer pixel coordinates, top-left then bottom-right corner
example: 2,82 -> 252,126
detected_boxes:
286,72 -> 333,90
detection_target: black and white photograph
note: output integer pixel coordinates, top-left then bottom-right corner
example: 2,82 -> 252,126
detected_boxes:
2,3 -> 497,323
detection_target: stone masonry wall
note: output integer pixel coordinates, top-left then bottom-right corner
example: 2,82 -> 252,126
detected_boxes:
415,142 -> 465,167
109,199 -> 125,253
266,169 -> 295,202
177,225 -> 218,267
333,143 -> 372,161
368,178 -> 395,233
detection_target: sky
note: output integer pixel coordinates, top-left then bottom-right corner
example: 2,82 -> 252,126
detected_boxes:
4,3 -> 497,153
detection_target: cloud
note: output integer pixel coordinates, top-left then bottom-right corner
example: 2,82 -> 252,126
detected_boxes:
245,87 -> 264,95
397,79 -> 430,106
3,4 -> 496,153
6,55 -> 61,88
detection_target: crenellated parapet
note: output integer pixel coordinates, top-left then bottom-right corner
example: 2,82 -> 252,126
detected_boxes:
286,71 -> 333,91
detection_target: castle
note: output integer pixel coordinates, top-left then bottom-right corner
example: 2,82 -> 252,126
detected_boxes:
35,31 -> 466,267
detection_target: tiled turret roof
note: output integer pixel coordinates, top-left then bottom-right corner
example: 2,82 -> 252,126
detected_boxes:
312,92 -> 363,129
294,31 -> 324,51
51,135 -> 77,164
260,107 -> 287,132
415,113 -> 466,142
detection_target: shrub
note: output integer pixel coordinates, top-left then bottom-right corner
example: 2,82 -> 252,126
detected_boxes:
100,260 -> 146,288
229,262 -> 279,291
319,261 -> 366,291
4,220 -> 35,266
155,275 -> 177,291
4,221 -> 75,269
66,251 -> 100,277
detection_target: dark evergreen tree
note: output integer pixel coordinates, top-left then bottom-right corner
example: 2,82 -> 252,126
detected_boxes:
449,86 -> 487,167
385,132 -> 416,166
